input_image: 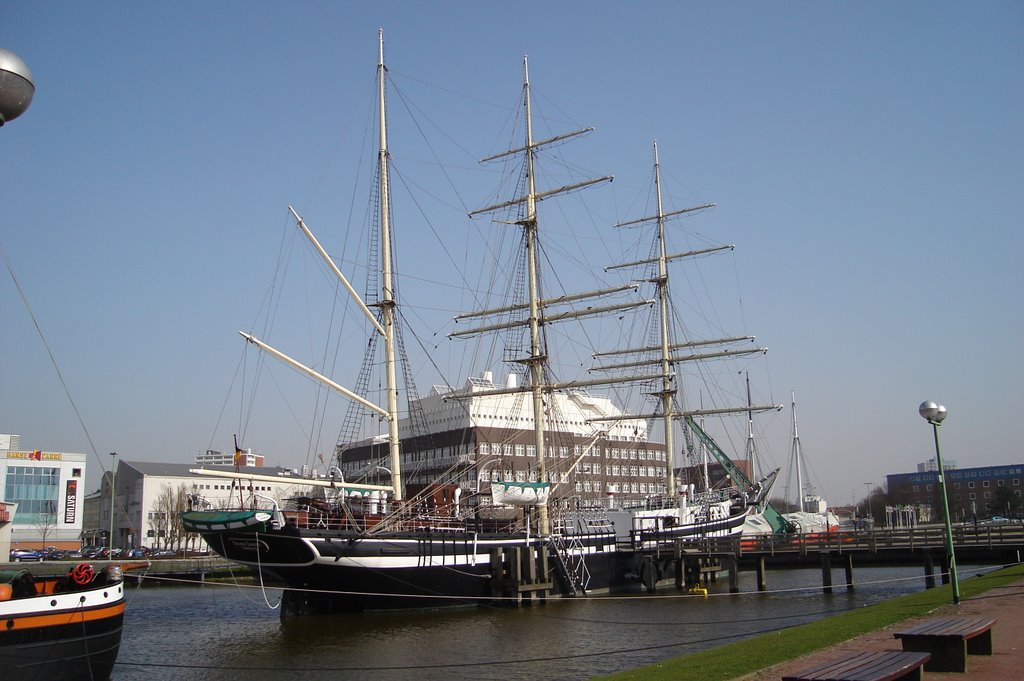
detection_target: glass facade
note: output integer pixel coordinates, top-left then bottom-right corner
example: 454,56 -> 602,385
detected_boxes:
5,465 -> 59,524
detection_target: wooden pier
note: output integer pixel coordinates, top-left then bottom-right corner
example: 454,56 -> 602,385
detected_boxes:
488,545 -> 553,604
630,523 -> 1024,594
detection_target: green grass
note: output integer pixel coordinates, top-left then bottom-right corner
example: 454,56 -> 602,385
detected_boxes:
596,563 -> 1024,681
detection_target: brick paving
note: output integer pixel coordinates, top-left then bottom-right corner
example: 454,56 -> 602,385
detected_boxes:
738,579 -> 1024,680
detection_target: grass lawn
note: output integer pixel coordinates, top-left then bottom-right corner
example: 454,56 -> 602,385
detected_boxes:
597,562 -> 1024,681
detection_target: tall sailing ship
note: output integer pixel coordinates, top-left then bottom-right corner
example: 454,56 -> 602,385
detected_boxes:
182,32 -> 787,613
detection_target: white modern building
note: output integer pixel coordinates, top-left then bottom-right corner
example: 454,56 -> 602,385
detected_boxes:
1,434 -> 87,550
917,457 -> 959,473
103,461 -> 322,550
339,372 -> 668,506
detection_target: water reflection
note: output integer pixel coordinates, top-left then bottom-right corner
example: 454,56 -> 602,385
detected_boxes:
114,566 -> 978,681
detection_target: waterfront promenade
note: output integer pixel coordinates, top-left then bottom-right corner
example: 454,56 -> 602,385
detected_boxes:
739,576 -> 1024,681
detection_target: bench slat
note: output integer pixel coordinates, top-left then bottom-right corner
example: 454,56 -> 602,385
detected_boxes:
782,650 -> 931,681
893,616 -> 996,673
893,616 -> 995,639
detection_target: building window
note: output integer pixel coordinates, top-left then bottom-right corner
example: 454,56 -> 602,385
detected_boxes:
984,492 -> 990,499
968,481 -> 975,489
4,466 -> 59,525
997,479 -> 1004,486
969,493 -> 975,500
983,480 -> 990,488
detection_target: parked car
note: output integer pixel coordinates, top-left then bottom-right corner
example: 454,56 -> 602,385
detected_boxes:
125,548 -> 148,559
9,548 -> 44,562
989,515 -> 1010,523
39,546 -> 67,560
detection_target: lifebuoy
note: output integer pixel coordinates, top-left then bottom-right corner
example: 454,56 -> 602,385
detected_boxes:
71,563 -> 94,586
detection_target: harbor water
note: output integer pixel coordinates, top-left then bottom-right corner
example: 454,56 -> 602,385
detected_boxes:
113,565 -> 986,680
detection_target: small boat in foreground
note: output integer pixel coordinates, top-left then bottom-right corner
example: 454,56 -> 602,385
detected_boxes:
0,561 -> 148,681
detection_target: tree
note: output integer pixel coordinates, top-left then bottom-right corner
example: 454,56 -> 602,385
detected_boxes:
993,486 -> 1020,517
150,483 -> 193,550
33,500 -> 57,546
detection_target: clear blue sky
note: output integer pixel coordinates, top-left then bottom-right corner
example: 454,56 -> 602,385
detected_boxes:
2,2 -> 1022,505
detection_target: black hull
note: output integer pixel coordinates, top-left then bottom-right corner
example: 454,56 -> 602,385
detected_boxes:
198,526 -> 622,612
632,507 -> 752,545
0,613 -> 123,681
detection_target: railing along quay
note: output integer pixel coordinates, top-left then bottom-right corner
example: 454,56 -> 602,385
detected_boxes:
656,523 -> 1024,594
695,523 -> 1024,565
1,556 -> 249,583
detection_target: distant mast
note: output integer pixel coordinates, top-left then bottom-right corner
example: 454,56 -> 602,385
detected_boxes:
791,390 -> 804,513
746,372 -> 756,480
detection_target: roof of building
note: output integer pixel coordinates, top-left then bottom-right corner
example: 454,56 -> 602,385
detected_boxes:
122,461 -> 303,479
887,463 -> 1024,483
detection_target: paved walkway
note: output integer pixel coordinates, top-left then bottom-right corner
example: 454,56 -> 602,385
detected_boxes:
739,579 -> 1024,680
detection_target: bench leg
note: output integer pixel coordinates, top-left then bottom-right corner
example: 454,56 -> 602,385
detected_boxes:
967,629 -> 994,656
906,665 -> 925,681
900,637 -> 967,673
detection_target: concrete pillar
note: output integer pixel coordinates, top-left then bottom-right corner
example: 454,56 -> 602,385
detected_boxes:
821,552 -> 833,594
727,556 -> 739,593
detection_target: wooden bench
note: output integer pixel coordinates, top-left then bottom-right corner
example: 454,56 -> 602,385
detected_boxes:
781,650 -> 931,681
893,616 -> 996,673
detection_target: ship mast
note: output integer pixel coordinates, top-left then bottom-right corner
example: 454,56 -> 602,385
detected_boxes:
236,31 -> 405,503
652,142 -> 677,497
520,57 -> 551,535
376,29 -> 404,502
596,143 -> 778,498
459,57 -> 618,536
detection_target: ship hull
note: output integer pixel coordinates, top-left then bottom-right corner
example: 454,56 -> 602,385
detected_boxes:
0,570 -> 127,681
194,525 -> 620,612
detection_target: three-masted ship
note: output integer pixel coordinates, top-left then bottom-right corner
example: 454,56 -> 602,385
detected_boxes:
182,32 -> 788,614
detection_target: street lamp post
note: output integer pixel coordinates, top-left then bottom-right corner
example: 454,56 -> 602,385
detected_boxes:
109,452 -> 118,555
919,401 -> 960,604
